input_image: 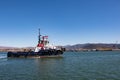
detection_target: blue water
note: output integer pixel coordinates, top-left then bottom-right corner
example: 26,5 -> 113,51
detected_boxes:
0,51 -> 120,80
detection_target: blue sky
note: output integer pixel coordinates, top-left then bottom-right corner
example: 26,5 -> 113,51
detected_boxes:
0,0 -> 120,47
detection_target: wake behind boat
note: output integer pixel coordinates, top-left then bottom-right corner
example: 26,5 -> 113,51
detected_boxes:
7,29 -> 65,58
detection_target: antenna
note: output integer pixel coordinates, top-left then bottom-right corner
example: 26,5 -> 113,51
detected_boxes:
39,28 -> 40,36
38,28 -> 41,44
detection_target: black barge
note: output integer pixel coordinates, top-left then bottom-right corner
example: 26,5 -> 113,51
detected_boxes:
7,29 -> 65,58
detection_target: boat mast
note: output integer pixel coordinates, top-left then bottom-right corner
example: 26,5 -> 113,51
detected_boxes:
38,28 -> 41,44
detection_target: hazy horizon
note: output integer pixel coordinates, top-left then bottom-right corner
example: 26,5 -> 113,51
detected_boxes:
0,42 -> 120,48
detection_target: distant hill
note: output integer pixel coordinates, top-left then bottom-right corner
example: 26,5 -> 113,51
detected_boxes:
1,44 -> 120,50
64,43 -> 120,51
0,46 -> 34,49
0,46 -> 34,52
0,43 -> 120,52
0,46 -> 17,49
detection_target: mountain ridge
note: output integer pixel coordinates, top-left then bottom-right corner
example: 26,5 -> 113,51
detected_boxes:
0,43 -> 120,52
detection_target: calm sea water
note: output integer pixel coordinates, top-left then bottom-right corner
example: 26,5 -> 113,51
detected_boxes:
0,51 -> 120,80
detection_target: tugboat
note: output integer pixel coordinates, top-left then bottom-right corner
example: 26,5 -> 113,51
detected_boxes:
7,29 -> 65,58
